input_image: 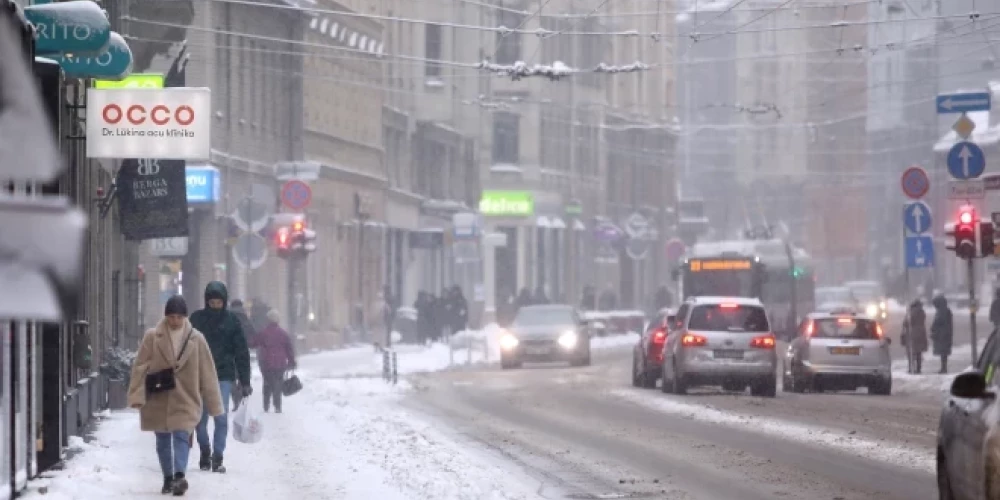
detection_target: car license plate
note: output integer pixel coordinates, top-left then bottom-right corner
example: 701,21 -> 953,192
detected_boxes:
526,346 -> 551,355
830,346 -> 860,355
713,349 -> 743,360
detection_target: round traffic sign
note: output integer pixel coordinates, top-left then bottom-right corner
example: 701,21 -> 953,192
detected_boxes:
665,238 -> 686,262
946,141 -> 986,180
900,166 -> 929,199
280,180 -> 312,211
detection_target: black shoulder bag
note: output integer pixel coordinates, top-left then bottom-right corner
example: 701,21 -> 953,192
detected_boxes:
145,330 -> 193,394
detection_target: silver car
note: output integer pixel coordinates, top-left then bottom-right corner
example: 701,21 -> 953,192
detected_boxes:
499,304 -> 592,369
660,297 -> 778,397
782,312 -> 891,395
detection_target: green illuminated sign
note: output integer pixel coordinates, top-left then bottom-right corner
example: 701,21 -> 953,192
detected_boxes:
94,73 -> 164,89
479,191 -> 534,217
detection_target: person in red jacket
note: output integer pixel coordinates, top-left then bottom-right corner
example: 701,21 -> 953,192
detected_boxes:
250,309 -> 296,413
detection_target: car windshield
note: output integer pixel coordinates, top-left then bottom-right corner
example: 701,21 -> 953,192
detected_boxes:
816,288 -> 853,304
513,306 -> 575,326
812,318 -> 879,339
687,304 -> 769,332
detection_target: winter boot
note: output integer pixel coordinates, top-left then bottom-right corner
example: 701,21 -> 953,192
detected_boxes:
171,473 -> 188,496
161,476 -> 174,494
198,446 -> 211,471
211,456 -> 226,473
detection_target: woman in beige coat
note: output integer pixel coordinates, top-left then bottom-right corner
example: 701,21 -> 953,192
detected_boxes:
128,296 -> 224,496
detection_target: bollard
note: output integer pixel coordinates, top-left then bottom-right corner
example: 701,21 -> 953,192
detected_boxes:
391,351 -> 398,385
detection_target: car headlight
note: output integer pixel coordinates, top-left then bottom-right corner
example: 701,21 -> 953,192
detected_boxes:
865,304 -> 878,316
558,331 -> 578,349
500,333 -> 519,350
879,301 -> 887,310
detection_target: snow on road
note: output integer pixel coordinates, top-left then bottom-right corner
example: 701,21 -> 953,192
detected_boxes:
23,344 -> 548,499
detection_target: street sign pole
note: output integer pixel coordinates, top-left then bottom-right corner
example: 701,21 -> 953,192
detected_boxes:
902,210 -> 912,374
970,257 -> 978,363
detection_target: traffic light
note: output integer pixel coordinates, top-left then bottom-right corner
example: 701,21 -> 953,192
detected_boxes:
982,220 -> 996,257
952,205 -> 978,259
275,226 -> 292,259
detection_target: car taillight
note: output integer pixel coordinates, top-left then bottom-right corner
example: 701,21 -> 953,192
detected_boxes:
750,334 -> 776,349
652,329 -> 667,344
681,333 -> 707,347
875,323 -> 883,338
805,320 -> 814,337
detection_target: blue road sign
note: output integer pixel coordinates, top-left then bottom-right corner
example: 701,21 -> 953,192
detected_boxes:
903,201 -> 932,234
937,92 -> 992,114
947,141 -> 986,179
905,235 -> 935,269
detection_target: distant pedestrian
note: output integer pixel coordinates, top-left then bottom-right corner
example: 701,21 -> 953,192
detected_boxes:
188,281 -> 252,473
902,299 -> 928,374
449,285 -> 469,335
128,295 -> 223,496
930,295 -> 954,374
251,309 -> 297,413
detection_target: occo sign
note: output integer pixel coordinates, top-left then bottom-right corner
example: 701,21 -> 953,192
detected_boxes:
101,103 -> 196,126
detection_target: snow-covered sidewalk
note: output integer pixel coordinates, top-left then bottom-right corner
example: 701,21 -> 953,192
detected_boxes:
22,374 -> 545,499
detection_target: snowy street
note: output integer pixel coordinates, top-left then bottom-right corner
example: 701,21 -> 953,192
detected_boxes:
20,322 -> 976,500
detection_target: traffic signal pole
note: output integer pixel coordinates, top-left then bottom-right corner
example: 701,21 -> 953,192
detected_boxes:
968,257 -> 978,362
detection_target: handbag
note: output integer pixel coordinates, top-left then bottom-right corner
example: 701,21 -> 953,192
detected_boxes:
145,330 -> 193,394
281,371 -> 303,397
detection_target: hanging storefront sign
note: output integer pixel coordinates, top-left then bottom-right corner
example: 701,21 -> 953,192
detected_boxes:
479,190 -> 534,217
185,165 -> 221,204
86,87 -> 212,160
94,73 -> 164,89
117,159 -> 190,240
24,0 -> 111,55
58,32 -> 132,80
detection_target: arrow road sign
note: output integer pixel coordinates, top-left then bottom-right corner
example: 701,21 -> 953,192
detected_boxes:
947,141 -> 986,179
905,235 -> 935,269
900,166 -> 930,199
937,92 -> 992,113
903,201 -> 932,234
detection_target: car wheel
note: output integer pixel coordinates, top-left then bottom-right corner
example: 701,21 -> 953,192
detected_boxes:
672,363 -> 688,395
869,376 -> 892,396
937,452 -> 956,500
640,369 -> 656,389
751,376 -> 777,398
631,355 -> 641,387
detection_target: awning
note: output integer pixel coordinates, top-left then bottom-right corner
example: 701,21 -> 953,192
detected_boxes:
550,217 -> 567,229
535,215 -> 553,228
573,219 -> 586,231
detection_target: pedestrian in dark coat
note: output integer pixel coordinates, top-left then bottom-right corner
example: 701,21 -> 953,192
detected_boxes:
251,309 -> 296,413
930,295 -> 954,374
902,299 -> 929,373
188,281 -> 251,473
449,286 -> 469,334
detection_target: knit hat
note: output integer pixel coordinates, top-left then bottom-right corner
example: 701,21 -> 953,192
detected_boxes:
164,295 -> 188,316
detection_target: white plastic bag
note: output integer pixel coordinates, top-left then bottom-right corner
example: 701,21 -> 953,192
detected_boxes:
231,398 -> 263,444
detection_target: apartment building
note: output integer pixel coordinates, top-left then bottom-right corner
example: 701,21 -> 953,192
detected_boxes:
604,0 -> 679,306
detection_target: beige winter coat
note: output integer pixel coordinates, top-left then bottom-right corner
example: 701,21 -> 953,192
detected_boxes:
127,318 -> 224,432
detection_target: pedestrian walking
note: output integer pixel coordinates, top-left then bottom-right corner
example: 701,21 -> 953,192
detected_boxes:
901,299 -> 928,374
251,309 -> 297,413
449,285 -> 469,336
930,295 -> 954,374
228,298 -> 256,409
188,281 -> 252,473
127,295 -> 223,496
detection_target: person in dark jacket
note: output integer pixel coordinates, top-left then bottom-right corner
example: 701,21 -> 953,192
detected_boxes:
449,285 -> 469,335
902,299 -> 929,374
990,289 -> 1000,330
251,309 -> 296,413
188,281 -> 252,473
930,295 -> 954,374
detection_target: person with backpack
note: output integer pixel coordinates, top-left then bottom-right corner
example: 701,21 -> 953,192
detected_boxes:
188,282 -> 251,473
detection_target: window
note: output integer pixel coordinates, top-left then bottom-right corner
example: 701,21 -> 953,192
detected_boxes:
810,318 -> 880,340
687,304 -> 770,332
425,23 -> 442,77
492,112 -> 520,164
495,11 -> 523,64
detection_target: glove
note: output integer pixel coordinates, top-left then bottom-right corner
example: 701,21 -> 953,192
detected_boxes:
240,384 -> 253,397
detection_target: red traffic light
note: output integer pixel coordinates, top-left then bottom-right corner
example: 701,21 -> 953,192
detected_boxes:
959,210 -> 974,225
276,227 -> 290,248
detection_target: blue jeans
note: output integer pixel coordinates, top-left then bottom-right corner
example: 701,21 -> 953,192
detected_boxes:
195,380 -> 231,457
155,430 -> 191,477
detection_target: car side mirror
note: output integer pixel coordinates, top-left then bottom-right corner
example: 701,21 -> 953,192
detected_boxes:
950,371 -> 995,400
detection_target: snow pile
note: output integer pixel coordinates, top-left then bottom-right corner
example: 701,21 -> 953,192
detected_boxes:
22,375 -> 545,499
891,340 -> 985,395
613,390 -> 934,473
477,59 -> 574,81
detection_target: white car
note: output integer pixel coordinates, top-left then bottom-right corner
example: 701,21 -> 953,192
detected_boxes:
783,312 -> 891,395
